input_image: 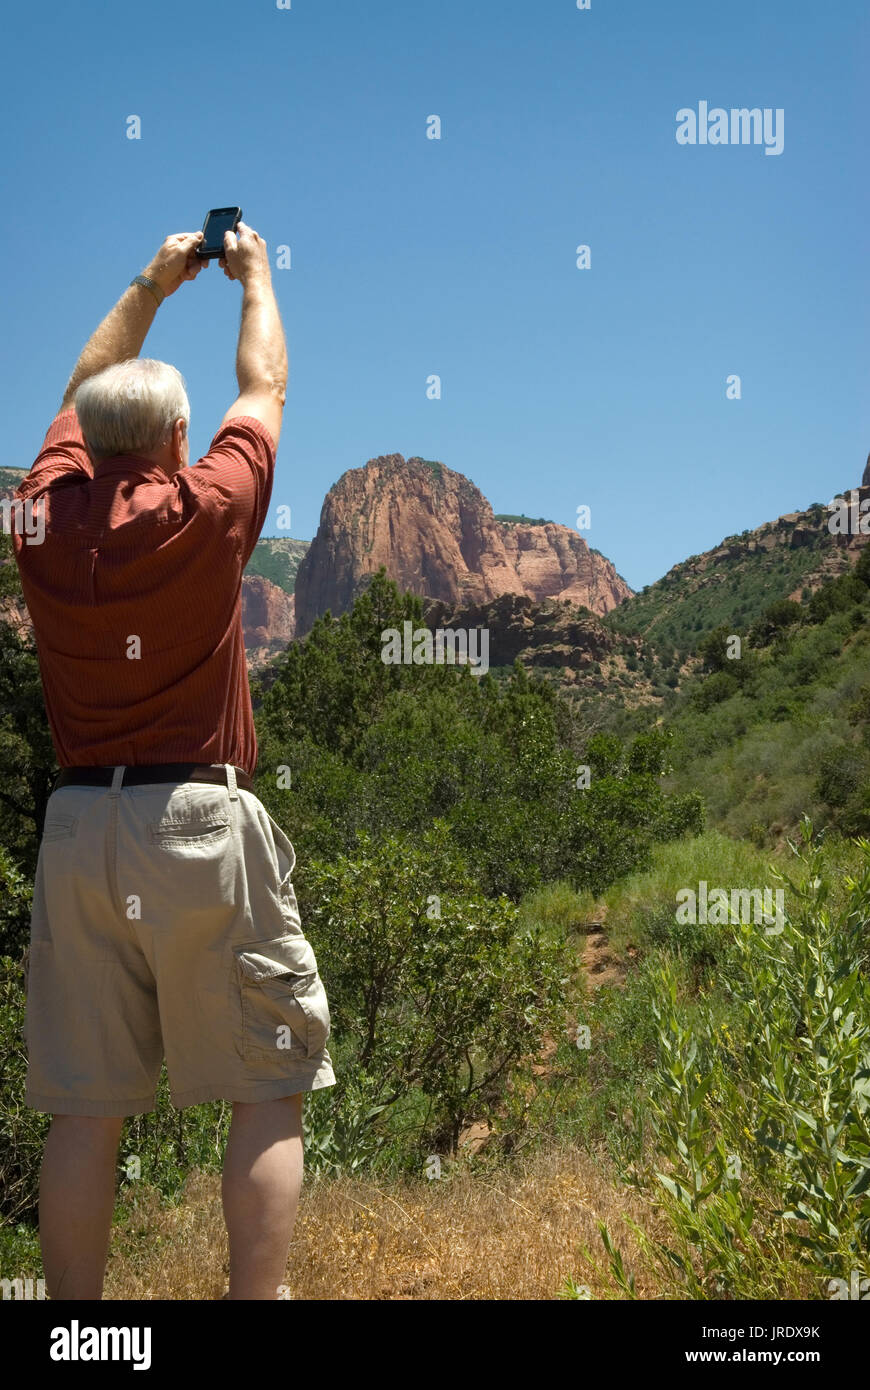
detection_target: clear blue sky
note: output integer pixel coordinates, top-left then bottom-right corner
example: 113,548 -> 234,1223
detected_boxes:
3,0 -> 867,590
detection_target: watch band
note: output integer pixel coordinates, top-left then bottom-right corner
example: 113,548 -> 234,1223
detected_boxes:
130,274 -> 164,307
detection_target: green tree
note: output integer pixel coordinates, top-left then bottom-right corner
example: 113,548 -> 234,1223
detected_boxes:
298,826 -> 568,1152
748,599 -> 803,647
0,535 -> 57,876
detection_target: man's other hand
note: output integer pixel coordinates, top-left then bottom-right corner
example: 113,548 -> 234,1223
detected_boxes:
144,232 -> 207,298
219,223 -> 271,286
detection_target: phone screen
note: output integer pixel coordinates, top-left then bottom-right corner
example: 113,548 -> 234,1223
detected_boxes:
202,209 -> 240,254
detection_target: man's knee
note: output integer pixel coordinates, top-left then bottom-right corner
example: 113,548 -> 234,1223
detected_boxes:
49,1114 -> 125,1146
228,1093 -> 304,1142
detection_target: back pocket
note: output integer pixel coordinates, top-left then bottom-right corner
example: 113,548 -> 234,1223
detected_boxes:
234,932 -> 331,1061
148,819 -> 230,851
141,784 -> 231,851
42,812 -> 78,843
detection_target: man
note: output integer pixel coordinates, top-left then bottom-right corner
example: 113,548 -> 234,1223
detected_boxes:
11,222 -> 335,1301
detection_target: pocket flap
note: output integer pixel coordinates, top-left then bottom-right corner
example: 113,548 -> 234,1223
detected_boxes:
42,812 -> 78,841
234,933 -> 318,982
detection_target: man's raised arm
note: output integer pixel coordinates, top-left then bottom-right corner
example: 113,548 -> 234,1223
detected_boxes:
218,223 -> 288,448
59,232 -> 206,413
17,231 -> 206,497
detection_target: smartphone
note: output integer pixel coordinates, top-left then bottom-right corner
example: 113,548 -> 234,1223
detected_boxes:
196,207 -> 243,260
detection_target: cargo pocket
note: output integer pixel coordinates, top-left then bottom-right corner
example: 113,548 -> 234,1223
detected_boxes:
234,933 -> 331,1062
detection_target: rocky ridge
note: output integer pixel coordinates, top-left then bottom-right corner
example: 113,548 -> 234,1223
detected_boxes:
293,454 -> 632,637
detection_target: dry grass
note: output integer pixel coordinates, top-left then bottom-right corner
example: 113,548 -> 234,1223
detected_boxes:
104,1144 -> 667,1301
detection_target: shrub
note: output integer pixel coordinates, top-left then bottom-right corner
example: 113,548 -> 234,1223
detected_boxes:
639,823 -> 870,1298
815,746 -> 863,810
297,826 -> 569,1158
808,574 -> 867,623
690,672 -> 739,711
748,600 -> 803,647
0,849 -> 33,960
0,957 -> 48,1222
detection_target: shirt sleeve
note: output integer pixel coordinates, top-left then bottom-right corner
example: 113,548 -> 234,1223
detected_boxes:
17,409 -> 93,500
187,415 -> 276,566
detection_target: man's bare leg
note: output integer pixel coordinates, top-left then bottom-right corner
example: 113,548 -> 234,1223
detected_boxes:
222,1094 -> 304,1300
39,1114 -> 124,1299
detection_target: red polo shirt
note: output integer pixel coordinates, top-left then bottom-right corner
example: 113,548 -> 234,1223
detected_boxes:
12,408 -> 275,778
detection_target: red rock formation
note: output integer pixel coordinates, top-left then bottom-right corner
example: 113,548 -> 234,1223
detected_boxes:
501,522 -> 630,610
241,575 -> 295,664
294,455 -> 632,635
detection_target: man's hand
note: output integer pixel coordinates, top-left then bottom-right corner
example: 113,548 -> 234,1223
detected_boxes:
218,222 -> 271,286
58,230 -> 207,412
143,232 -> 207,298
218,220 -> 287,446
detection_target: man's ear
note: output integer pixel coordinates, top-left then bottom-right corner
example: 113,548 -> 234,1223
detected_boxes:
172,417 -> 188,467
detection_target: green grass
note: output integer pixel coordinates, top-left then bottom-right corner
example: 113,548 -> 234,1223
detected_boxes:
0,1219 -> 42,1281
516,880 -> 591,945
594,830 -> 781,946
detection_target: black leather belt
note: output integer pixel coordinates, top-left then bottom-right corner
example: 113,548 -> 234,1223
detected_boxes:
53,764 -> 254,793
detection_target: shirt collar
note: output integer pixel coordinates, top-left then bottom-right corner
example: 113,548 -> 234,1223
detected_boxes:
93,454 -> 175,483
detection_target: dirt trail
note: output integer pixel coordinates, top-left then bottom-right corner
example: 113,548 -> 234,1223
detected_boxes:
458,904 -> 631,1147
579,906 -> 628,992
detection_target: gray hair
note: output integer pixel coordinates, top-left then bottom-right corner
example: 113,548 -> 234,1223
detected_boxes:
75,359 -> 190,459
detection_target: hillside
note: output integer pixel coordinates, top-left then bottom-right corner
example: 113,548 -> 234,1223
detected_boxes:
605,487 -> 868,660
417,591 -> 675,714
659,556 -> 870,845
244,537 -> 310,595
0,468 -> 27,501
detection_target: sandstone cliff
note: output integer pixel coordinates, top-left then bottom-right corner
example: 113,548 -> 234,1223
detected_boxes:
241,575 -> 295,666
293,455 -> 632,636
500,521 -> 630,612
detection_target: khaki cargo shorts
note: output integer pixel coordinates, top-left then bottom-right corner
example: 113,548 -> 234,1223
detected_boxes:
23,765 -> 336,1116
